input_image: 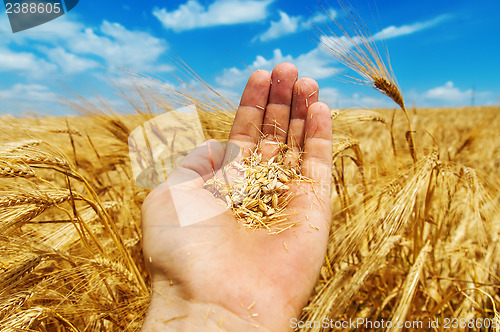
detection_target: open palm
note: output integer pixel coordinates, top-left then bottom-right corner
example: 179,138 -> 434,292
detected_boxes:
141,63 -> 333,331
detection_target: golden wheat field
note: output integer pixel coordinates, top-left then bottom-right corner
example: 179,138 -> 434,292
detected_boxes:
1,4 -> 499,329
0,86 -> 499,331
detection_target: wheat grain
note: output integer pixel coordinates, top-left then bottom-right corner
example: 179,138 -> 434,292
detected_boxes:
0,139 -> 41,154
373,77 -> 405,111
0,307 -> 48,331
0,190 -> 76,232
1,256 -> 43,291
0,190 -> 73,208
0,161 -> 35,178
332,136 -> 360,161
3,151 -> 70,170
48,128 -> 82,136
0,292 -> 33,317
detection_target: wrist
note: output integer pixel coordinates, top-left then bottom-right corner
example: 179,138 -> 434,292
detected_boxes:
142,280 -> 272,331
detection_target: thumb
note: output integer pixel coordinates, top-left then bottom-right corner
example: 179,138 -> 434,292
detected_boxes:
164,139 -> 232,227
166,139 -> 225,189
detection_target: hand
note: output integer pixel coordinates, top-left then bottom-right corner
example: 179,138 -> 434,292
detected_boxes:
141,63 -> 333,331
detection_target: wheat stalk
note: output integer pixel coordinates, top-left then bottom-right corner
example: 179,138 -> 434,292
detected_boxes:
388,241 -> 432,331
332,136 -> 360,161
321,3 -> 417,163
334,109 -> 387,125
0,190 -> 76,232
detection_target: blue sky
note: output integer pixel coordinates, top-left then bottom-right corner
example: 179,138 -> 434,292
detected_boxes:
1,0 -> 499,116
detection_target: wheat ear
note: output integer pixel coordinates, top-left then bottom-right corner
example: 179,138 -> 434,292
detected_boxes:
322,3 -> 417,163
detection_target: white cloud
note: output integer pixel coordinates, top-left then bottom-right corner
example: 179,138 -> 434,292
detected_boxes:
295,47 -> 339,79
373,15 -> 450,40
1,17 -> 171,76
404,81 -> 496,107
318,87 -> 342,109
257,11 -> 300,42
215,45 -> 338,89
67,21 -> 170,72
302,10 -> 336,29
153,0 -> 272,32
22,16 -> 85,40
1,16 -> 85,48
0,83 -> 57,102
320,15 -> 450,54
0,83 -> 64,116
0,16 -> 174,116
215,49 -> 292,88
320,87 -> 396,109
0,47 -> 57,77
215,14 -> 457,109
255,9 -> 335,42
44,47 -> 100,74
423,81 -> 472,104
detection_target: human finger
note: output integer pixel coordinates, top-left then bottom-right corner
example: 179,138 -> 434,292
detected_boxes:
259,63 -> 297,161
283,78 -> 319,166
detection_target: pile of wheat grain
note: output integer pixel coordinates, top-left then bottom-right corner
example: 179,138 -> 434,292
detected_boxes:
1,8 -> 499,331
203,143 -> 314,233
